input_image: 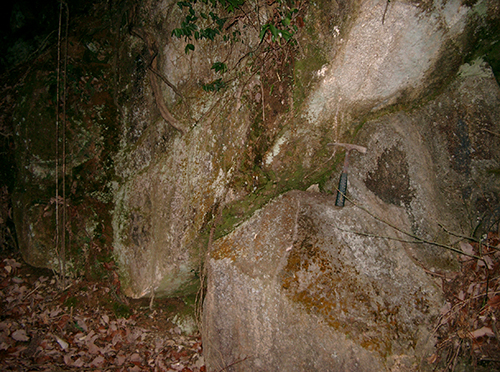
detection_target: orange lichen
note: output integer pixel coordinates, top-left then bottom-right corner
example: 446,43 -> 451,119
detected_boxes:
279,220 -> 398,356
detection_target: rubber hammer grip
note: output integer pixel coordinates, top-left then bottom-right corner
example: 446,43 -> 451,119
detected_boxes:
335,172 -> 348,207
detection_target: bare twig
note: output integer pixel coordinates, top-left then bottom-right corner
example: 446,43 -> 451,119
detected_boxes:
130,29 -> 186,104
22,283 -> 42,301
149,288 -> 155,310
61,0 -> 69,291
260,66 -> 265,124
26,30 -> 56,62
382,0 -> 390,25
132,30 -> 187,134
6,227 -> 18,251
336,192 -> 483,260
217,356 -> 252,372
483,128 -> 500,137
438,223 -> 500,252
336,226 -> 482,260
491,314 -> 500,343
147,65 -> 185,100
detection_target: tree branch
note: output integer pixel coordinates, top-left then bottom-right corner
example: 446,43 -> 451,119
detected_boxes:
131,29 -> 187,134
148,55 -> 186,135
335,192 -> 485,261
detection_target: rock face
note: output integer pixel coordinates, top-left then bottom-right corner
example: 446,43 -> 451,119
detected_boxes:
201,1 -> 500,370
10,0 -> 500,302
202,59 -> 500,369
305,0 -> 472,124
11,23 -> 119,276
353,61 -> 500,269
202,56 -> 500,372
8,0 -> 500,367
203,191 -> 443,371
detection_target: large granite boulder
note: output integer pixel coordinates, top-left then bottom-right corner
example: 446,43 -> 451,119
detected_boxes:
202,58 -> 500,371
203,190 -> 443,371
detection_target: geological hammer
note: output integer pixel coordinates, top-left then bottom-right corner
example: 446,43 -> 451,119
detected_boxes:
328,142 -> 367,207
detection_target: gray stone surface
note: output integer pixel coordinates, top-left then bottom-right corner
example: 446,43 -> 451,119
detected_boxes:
350,62 -> 500,270
203,191 -> 442,372
11,0 -> 499,302
305,0 -> 471,125
202,56 -> 500,372
111,0 -> 489,298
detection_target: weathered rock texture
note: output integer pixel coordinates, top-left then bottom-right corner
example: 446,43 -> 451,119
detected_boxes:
352,60 -> 500,269
8,0 -> 500,367
12,16 -> 119,276
204,190 -> 443,371
201,0 -> 500,371
10,0 -> 500,302
203,63 -> 500,369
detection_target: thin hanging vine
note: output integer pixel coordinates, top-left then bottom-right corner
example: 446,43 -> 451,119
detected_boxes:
55,1 -> 70,289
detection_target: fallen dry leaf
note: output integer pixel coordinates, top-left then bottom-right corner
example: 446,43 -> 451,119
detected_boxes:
11,329 -> 29,342
115,352 -> 127,366
0,253 -> 205,372
130,352 -> 142,362
471,326 -> 495,339
90,355 -> 105,367
459,241 -> 475,258
54,334 -> 69,350
488,295 -> 500,309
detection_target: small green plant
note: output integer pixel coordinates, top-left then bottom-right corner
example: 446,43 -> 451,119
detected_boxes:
211,61 -> 227,73
113,302 -> 131,318
202,78 -> 226,92
259,6 -> 298,45
74,321 -> 85,332
172,0 -> 303,95
171,0 -> 245,54
64,296 -> 78,308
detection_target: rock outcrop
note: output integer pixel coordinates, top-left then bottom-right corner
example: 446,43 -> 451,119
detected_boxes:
204,190 -> 443,371
201,1 -> 500,370
8,0 -> 500,368
203,61 -> 500,369
10,0 -> 500,305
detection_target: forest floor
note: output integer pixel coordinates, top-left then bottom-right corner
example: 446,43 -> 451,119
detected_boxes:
1,232 -> 500,371
430,231 -> 500,371
0,251 -> 205,372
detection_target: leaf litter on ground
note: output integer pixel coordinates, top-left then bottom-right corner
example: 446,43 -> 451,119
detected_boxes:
4,231 -> 499,371
431,231 -> 500,371
0,253 -> 205,371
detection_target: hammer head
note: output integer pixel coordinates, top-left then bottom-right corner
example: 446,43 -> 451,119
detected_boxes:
328,142 -> 367,154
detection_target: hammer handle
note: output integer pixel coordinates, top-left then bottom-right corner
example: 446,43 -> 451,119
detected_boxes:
335,172 -> 348,207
